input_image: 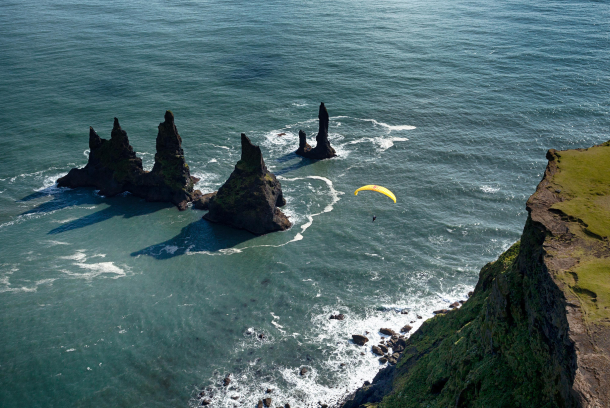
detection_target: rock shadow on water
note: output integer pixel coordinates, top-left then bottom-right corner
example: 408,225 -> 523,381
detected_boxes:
131,219 -> 255,260
47,194 -> 171,235
273,152 -> 315,176
18,185 -> 171,234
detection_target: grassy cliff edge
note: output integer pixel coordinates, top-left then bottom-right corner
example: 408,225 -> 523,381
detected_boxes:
342,141 -> 610,408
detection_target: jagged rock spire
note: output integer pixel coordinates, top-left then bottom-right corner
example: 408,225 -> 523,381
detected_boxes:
58,111 -> 201,210
204,133 -> 290,235
296,102 -> 336,160
237,133 -> 267,175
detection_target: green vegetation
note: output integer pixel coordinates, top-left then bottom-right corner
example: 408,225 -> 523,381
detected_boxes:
380,242 -> 566,407
550,142 -> 610,239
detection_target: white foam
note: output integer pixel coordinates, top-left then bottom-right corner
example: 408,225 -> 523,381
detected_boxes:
362,119 -> 416,132
60,250 -> 127,280
480,185 -> 500,193
187,176 -> 342,256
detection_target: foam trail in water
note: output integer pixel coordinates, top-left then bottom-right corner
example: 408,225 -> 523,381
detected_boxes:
361,118 -> 416,132
187,176 -> 342,256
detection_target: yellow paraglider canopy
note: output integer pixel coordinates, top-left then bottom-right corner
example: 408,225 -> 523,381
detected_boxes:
354,185 -> 396,203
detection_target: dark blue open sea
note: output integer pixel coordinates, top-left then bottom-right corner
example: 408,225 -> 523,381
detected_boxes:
1,0 -> 608,406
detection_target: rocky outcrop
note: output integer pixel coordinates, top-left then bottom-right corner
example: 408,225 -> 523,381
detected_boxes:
295,103 -> 336,159
57,112 -> 200,210
57,119 -> 145,196
132,111 -> 200,210
203,133 -> 291,235
341,140 -> 610,408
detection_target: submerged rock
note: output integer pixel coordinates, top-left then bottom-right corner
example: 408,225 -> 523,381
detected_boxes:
57,112 -> 200,210
295,103 -> 337,160
203,134 -> 291,235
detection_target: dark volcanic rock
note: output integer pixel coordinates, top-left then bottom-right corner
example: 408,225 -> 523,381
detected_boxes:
400,325 -> 413,333
379,328 -> 396,336
57,112 -> 200,210
295,103 -> 337,160
192,191 -> 217,210
372,345 -> 384,356
58,119 -> 145,196
296,130 -> 312,156
300,367 -> 309,376
204,134 -> 291,235
329,314 -> 345,320
134,111 -> 200,210
352,334 -> 369,346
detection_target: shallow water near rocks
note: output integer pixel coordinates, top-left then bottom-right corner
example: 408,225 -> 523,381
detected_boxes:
1,0 -> 609,407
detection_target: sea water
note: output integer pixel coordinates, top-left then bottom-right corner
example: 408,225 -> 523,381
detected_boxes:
0,0 -> 608,406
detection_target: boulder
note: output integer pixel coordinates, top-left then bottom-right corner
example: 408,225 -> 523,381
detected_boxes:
433,309 -> 449,315
223,376 -> 231,386
379,356 -> 388,364
329,314 -> 345,320
372,346 -> 384,356
378,344 -> 388,354
264,398 -> 272,407
300,367 -> 309,376
400,325 -> 413,333
352,335 -> 369,346
204,134 -> 291,235
449,302 -> 460,309
295,103 -> 337,160
379,328 -> 396,336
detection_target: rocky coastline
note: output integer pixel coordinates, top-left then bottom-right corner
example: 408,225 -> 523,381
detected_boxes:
338,140 -> 610,408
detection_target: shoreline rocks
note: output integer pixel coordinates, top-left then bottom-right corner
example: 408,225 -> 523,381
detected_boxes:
57,111 -> 200,210
203,134 -> 291,235
295,103 -> 337,160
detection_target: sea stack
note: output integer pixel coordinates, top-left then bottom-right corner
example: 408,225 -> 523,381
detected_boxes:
57,118 -> 145,196
57,112 -> 201,210
203,133 -> 291,235
296,102 -> 337,159
133,111 -> 200,210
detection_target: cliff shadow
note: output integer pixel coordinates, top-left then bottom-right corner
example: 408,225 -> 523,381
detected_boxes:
131,218 -> 255,259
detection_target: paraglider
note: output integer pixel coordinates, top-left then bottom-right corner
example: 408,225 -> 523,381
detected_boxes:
354,185 -> 397,203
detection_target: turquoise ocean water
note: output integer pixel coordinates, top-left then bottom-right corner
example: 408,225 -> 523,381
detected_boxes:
1,0 -> 608,406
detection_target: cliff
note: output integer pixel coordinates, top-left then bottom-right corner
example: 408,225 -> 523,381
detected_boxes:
203,133 -> 291,235
342,141 -> 610,408
57,112 -> 200,210
296,103 -> 337,159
